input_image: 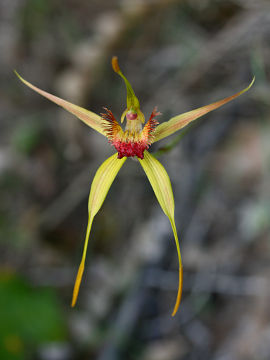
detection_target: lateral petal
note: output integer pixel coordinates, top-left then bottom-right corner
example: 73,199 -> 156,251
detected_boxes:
15,71 -> 106,136
139,151 -> 183,316
71,153 -> 126,307
153,77 -> 255,143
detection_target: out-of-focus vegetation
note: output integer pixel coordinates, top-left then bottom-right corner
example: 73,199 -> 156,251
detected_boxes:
1,0 -> 270,359
0,273 -> 66,360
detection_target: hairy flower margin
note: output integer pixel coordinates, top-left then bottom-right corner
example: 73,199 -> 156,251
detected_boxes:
15,58 -> 254,316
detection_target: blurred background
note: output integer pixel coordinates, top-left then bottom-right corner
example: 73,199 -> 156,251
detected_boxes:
1,0 -> 270,359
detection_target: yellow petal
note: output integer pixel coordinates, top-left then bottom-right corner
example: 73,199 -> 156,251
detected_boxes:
14,71 -> 106,136
71,153 -> 126,307
153,77 -> 255,143
139,151 -> 183,316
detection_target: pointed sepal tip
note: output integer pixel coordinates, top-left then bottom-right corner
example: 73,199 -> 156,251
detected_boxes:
171,267 -> 183,317
71,261 -> 85,307
112,56 -> 120,73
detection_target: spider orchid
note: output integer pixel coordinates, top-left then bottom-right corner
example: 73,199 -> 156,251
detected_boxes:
15,58 -> 254,316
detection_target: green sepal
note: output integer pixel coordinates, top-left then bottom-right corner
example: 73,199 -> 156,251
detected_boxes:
71,153 -> 126,307
139,151 -> 183,316
153,77 -> 255,142
112,57 -> 144,123
14,71 -> 105,136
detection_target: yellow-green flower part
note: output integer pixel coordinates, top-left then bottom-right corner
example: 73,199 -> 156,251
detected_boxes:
15,58 -> 254,316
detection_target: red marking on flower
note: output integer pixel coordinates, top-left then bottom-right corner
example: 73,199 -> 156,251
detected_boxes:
126,111 -> 138,120
101,107 -> 123,141
113,140 -> 146,159
101,107 -> 160,159
140,107 -> 161,145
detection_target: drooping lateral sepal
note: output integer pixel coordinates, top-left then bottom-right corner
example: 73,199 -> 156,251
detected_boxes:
138,151 -> 183,316
71,153 -> 126,307
14,71 -> 106,136
153,77 -> 255,143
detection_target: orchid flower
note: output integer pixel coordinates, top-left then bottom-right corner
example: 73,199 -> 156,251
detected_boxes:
15,58 -> 254,316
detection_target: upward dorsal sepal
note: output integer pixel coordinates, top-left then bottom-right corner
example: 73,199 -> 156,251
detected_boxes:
112,56 -> 145,124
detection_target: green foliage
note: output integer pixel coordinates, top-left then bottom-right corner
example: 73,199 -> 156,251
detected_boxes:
19,0 -> 53,41
11,119 -> 43,155
0,273 -> 66,360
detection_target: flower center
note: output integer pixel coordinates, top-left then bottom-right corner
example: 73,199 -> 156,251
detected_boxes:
101,107 -> 160,160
